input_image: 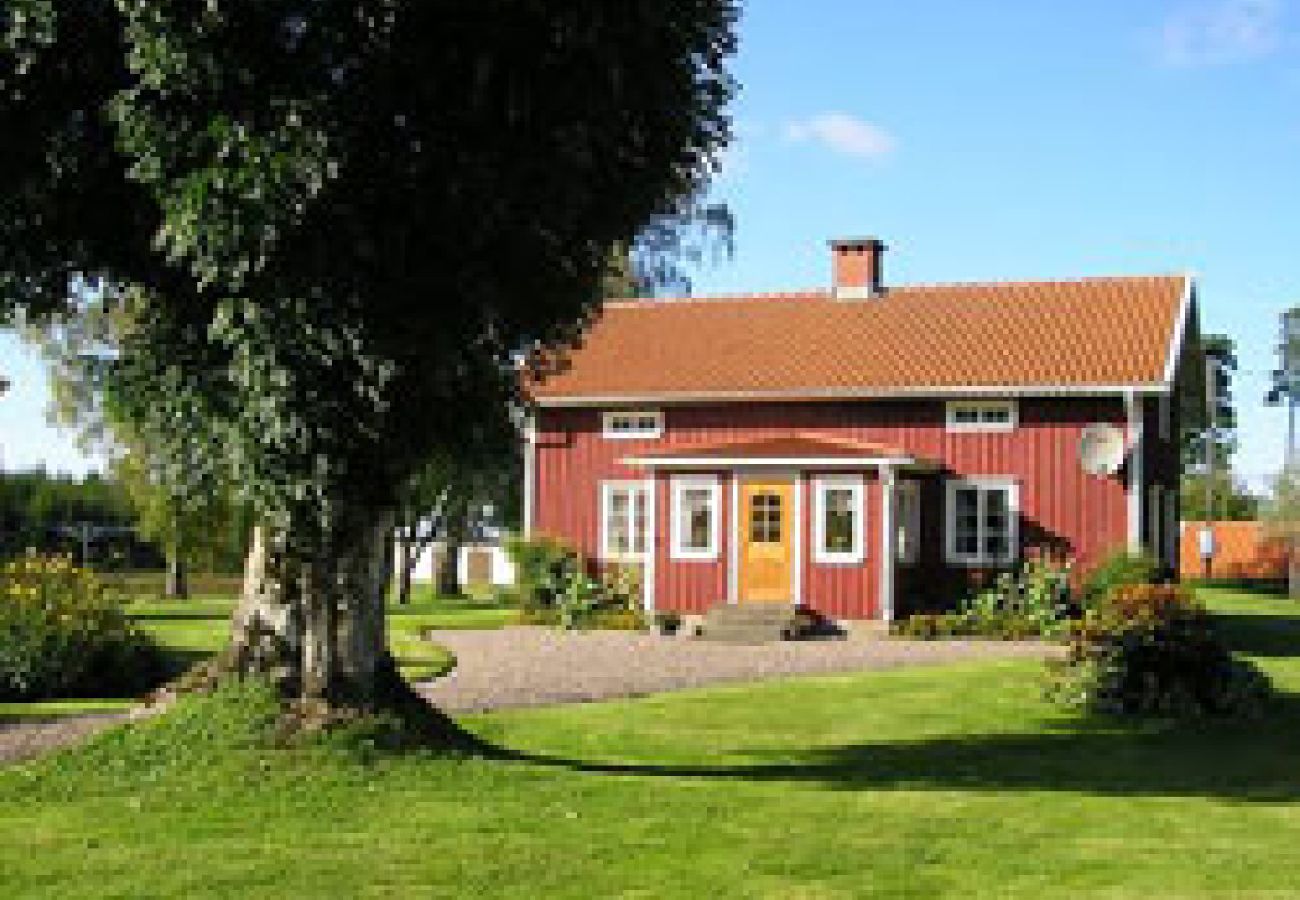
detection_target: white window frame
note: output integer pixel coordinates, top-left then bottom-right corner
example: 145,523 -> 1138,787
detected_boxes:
670,475 -> 720,561
945,477 -> 1020,567
599,480 -> 650,563
945,400 -> 1018,433
896,479 -> 921,565
601,409 -> 663,440
813,475 -> 866,565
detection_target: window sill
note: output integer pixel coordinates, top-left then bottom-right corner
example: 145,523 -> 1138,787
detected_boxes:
670,549 -> 719,562
945,556 -> 1017,568
813,553 -> 865,566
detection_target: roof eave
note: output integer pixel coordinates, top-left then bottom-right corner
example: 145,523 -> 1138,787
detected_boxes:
535,383 -> 1172,407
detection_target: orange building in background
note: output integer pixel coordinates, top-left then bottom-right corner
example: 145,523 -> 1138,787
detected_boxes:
1180,521 -> 1288,581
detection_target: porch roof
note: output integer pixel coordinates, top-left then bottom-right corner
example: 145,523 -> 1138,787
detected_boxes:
623,433 -> 938,470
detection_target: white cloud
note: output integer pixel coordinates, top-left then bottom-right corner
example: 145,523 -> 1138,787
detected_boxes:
1157,0 -> 1284,67
783,112 -> 897,161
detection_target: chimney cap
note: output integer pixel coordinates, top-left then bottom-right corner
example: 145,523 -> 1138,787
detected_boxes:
829,236 -> 888,250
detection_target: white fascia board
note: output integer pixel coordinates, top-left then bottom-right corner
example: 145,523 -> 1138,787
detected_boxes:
536,383 -> 1171,407
624,456 -> 917,469
1161,275 -> 1195,388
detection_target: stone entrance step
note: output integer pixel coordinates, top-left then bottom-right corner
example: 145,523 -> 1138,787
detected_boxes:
698,602 -> 801,643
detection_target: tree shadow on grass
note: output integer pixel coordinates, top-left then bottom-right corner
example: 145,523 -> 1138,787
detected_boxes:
1213,612 -> 1300,659
494,693 -> 1300,803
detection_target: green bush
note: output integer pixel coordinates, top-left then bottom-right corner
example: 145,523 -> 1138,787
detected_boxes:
0,554 -> 167,701
895,554 -> 1073,640
503,533 -> 585,612
892,610 -> 1045,641
503,536 -> 646,631
1047,584 -> 1273,717
1081,550 -> 1159,608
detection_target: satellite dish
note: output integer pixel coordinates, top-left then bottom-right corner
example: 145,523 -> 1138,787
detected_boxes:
1079,424 -> 1127,476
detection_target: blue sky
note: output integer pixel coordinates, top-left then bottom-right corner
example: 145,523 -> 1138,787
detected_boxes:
1,0 -> 1297,486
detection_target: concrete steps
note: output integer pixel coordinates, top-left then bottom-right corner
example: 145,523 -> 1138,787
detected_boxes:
698,602 -> 801,644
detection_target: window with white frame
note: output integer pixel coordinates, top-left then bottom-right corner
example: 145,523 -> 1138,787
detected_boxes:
945,400 -> 1017,432
600,481 -> 649,562
896,479 -> 921,565
670,476 -> 719,560
601,409 -> 663,439
945,478 -> 1019,566
814,476 -> 865,564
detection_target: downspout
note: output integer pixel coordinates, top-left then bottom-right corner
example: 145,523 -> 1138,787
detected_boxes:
1125,391 -> 1144,553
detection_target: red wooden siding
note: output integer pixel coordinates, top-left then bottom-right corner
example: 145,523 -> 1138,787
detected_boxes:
532,397 -> 1136,618
652,471 -> 730,614
800,472 -> 881,620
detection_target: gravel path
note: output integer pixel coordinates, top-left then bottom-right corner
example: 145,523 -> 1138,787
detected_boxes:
418,627 -> 1055,713
0,713 -> 127,766
0,631 -> 1052,764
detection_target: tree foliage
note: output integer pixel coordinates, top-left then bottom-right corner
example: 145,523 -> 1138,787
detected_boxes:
1,1 -> 737,709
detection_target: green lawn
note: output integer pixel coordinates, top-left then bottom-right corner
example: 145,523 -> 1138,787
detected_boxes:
0,594 -> 509,720
1,587 -> 1298,897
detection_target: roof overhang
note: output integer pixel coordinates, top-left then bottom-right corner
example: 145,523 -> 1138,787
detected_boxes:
535,382 -> 1172,408
625,454 -> 930,470
623,434 -> 941,472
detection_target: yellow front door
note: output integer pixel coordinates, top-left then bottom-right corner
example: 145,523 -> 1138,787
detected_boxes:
740,479 -> 795,602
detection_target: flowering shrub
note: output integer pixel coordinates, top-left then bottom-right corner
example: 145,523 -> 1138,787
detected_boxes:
0,553 -> 166,700
1047,584 -> 1272,717
504,536 -> 646,630
892,553 -> 1074,640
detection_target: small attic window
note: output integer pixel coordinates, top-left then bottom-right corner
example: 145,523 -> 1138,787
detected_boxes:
946,400 -> 1017,432
602,410 -> 663,439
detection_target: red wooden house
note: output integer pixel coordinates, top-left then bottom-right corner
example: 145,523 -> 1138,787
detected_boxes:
523,238 -> 1197,625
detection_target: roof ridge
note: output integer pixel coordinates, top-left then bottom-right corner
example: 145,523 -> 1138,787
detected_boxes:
604,273 -> 1189,307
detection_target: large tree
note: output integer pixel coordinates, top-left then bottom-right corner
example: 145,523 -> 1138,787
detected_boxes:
1,1 -> 736,721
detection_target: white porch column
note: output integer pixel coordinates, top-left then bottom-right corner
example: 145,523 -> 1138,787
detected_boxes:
1125,391 -> 1144,553
879,465 -> 897,623
642,474 -> 656,614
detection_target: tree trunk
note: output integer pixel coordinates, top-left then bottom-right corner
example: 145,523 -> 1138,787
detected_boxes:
438,517 -> 466,599
229,509 -> 393,709
397,541 -> 414,605
164,546 -> 188,600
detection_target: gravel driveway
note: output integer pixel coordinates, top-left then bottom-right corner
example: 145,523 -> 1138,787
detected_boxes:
1,630 -> 1052,765
417,627 -> 1054,713
0,713 -> 127,766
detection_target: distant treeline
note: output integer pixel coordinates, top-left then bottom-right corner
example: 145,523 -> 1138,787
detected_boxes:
0,468 -> 246,572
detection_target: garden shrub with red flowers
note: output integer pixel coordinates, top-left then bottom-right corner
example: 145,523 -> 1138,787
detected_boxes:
1047,584 -> 1273,717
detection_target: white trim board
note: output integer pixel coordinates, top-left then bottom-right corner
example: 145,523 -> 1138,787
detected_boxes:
1161,276 -> 1195,387
625,455 -> 920,469
522,414 -> 537,538
537,383 -> 1172,407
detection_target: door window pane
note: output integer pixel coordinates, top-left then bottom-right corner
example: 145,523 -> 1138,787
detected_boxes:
750,493 -> 783,543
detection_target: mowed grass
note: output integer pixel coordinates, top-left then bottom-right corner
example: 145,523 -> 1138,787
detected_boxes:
0,593 -> 509,720
1,587 -> 1299,898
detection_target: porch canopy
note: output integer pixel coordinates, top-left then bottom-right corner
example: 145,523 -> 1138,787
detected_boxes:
622,433 -> 939,471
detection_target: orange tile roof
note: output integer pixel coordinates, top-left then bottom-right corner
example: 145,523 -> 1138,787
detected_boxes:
528,275 -> 1191,402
